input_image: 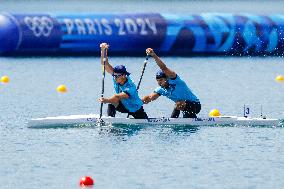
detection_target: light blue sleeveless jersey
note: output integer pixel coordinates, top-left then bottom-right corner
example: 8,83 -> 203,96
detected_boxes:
154,75 -> 199,102
113,76 -> 143,112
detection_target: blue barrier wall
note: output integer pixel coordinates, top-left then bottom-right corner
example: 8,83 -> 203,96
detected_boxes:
0,13 -> 284,56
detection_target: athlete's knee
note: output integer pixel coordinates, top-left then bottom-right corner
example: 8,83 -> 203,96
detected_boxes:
107,104 -> 116,117
175,101 -> 186,110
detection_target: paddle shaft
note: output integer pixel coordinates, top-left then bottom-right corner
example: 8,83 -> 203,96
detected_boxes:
99,49 -> 107,119
136,55 -> 149,91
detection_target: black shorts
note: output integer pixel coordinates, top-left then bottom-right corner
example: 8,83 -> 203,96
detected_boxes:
184,101 -> 201,112
171,101 -> 201,118
110,101 -> 148,119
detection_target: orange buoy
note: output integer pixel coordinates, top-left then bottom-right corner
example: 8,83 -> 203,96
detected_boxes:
79,176 -> 94,186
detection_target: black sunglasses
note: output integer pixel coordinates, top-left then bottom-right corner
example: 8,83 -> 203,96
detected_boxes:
112,73 -> 123,78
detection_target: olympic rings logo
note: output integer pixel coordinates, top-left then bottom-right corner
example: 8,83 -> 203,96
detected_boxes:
24,16 -> 54,37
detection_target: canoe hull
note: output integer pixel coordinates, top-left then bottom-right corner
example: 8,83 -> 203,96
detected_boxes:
27,114 -> 281,128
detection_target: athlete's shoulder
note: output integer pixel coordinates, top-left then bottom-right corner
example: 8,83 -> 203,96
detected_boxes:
170,74 -> 181,80
169,74 -> 182,84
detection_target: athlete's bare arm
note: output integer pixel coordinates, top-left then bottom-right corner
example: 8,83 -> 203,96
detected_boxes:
100,43 -> 113,74
142,92 -> 160,104
146,48 -> 176,79
99,92 -> 129,104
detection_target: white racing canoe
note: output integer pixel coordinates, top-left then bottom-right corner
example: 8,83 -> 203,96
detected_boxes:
27,114 -> 281,128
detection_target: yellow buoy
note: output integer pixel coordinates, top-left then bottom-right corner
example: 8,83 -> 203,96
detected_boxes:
275,75 -> 284,82
56,85 -> 67,93
1,75 -> 10,83
209,109 -> 221,117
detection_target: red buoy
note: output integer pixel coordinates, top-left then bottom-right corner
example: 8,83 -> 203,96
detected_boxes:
79,176 -> 94,186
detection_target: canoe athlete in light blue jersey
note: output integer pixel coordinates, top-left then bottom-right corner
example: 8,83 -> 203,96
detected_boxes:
142,48 -> 201,118
98,43 -> 148,119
